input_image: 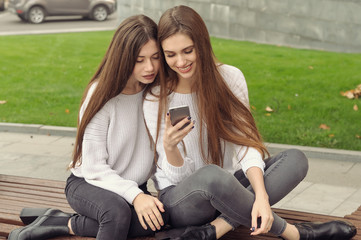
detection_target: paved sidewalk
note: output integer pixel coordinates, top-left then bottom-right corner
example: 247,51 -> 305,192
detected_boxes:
0,123 -> 360,218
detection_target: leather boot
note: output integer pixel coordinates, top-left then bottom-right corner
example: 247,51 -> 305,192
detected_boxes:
8,209 -> 71,240
175,223 -> 216,240
295,220 -> 357,240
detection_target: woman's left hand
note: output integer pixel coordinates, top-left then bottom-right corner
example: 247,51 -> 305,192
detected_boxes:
250,195 -> 274,235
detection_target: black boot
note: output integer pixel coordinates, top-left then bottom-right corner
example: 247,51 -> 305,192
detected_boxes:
20,207 -> 73,225
9,209 -> 72,240
155,224 -> 216,240
295,220 -> 357,240
175,223 -> 216,240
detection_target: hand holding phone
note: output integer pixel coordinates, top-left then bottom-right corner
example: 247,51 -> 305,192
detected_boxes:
169,105 -> 191,130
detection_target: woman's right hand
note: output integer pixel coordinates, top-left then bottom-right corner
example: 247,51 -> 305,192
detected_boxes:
163,113 -> 194,152
133,193 -> 165,231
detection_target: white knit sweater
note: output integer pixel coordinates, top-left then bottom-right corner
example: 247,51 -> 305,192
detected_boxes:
143,64 -> 265,191
71,83 -> 154,204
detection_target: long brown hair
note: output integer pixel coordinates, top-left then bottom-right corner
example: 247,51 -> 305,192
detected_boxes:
70,15 -> 158,168
155,5 -> 269,166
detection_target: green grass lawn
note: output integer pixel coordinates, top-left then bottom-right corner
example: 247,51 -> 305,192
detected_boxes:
0,32 -> 360,151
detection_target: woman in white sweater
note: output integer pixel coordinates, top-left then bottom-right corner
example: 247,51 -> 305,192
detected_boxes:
9,15 -> 166,240
143,5 -> 356,240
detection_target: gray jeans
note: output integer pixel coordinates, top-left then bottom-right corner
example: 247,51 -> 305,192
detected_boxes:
65,174 -> 161,240
158,149 -> 308,236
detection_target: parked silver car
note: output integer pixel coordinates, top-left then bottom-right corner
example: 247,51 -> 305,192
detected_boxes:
8,0 -> 116,24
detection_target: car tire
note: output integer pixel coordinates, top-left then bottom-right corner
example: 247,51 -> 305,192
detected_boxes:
91,5 -> 108,21
28,6 -> 46,24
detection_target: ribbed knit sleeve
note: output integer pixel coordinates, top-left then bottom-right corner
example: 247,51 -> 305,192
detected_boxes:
219,65 -> 265,176
143,90 -> 196,188
219,64 -> 250,108
72,91 -> 154,204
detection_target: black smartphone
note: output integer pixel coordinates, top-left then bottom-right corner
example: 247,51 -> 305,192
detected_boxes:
169,105 -> 191,130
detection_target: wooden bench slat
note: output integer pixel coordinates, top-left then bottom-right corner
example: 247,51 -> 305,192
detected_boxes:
0,175 -> 66,189
0,223 -> 19,237
0,181 -> 66,194
0,189 -> 69,205
0,212 -> 24,225
0,185 -> 66,199
0,195 -> 70,208
0,197 -> 70,209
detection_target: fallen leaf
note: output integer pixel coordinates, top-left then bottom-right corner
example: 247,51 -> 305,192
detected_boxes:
308,66 -> 314,70
251,105 -> 256,110
328,134 -> 335,138
353,104 -> 358,111
341,84 -> 361,99
356,135 -> 361,139
319,124 -> 330,130
265,106 -> 273,112
265,113 -> 272,116
0,100 -> 7,104
288,105 -> 292,110
65,109 -> 70,114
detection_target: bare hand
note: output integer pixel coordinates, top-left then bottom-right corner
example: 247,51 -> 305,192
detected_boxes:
250,195 -> 274,235
133,193 -> 165,231
163,112 -> 194,151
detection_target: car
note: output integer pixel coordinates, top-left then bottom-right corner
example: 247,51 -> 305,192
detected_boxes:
8,0 -> 116,24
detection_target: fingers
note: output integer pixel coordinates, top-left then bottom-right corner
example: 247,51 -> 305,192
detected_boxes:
250,212 -> 257,234
174,116 -> 192,130
137,213 -> 148,230
154,197 -> 165,212
143,212 -> 157,231
165,112 -> 172,129
250,215 -> 274,235
257,215 -> 269,234
164,112 -> 195,149
135,196 -> 165,231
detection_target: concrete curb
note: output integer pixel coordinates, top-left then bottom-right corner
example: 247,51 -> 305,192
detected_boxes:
0,27 -> 116,36
265,142 -> 361,163
1,122 -> 360,162
0,123 -> 76,137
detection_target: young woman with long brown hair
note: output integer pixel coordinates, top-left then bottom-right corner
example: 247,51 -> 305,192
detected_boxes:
143,5 -> 356,240
9,15 -> 167,240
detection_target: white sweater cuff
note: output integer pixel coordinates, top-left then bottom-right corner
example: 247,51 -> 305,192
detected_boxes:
124,187 -> 144,205
161,156 -> 194,185
240,148 -> 265,177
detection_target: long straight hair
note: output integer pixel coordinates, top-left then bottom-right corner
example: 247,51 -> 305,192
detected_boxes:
155,5 -> 268,166
70,15 -> 158,168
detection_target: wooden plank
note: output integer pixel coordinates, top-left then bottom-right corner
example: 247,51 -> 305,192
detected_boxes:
0,185 -> 66,199
0,181 -> 66,194
0,175 -> 66,189
0,195 -> 70,209
0,190 -> 69,205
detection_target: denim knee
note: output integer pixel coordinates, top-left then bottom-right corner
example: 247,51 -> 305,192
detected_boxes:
284,149 -> 308,180
99,197 -> 131,226
192,165 -> 236,196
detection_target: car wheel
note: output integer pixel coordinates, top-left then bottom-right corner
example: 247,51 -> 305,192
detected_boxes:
28,6 -> 45,24
92,5 -> 108,21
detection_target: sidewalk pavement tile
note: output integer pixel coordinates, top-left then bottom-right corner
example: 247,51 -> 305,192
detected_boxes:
281,183 -> 357,215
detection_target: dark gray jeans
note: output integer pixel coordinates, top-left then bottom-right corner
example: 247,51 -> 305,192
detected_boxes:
158,149 -> 308,236
64,174 -> 159,240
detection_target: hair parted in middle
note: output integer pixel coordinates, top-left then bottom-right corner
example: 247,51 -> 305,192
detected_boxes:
154,5 -> 269,167
71,14 -> 159,168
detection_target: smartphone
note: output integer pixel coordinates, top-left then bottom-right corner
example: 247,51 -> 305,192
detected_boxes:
169,105 -> 191,130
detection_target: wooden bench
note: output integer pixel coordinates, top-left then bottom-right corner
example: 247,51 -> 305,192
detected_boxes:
1,174 -> 360,240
